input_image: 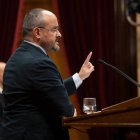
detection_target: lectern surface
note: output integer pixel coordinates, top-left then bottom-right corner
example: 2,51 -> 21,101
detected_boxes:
63,97 -> 140,129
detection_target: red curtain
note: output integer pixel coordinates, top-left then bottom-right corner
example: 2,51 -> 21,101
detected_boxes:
52,1 -> 137,139
52,0 -> 137,110
0,0 -> 24,62
52,0 -> 117,111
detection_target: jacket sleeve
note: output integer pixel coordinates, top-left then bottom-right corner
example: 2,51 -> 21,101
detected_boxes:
63,77 -> 76,95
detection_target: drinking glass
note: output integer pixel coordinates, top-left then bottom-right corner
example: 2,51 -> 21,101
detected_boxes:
83,98 -> 97,114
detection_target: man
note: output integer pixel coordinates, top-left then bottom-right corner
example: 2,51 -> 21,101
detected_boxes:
0,62 -> 6,93
0,8 -> 94,140
0,62 -> 6,120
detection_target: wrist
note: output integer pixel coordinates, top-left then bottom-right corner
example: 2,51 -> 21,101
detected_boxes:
78,72 -> 85,81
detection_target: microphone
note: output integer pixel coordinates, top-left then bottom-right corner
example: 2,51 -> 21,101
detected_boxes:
98,59 -> 140,87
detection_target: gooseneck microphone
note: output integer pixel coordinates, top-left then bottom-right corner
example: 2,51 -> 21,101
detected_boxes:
98,59 -> 140,87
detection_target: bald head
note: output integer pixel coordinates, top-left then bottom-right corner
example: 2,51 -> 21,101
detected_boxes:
22,8 -> 61,52
22,8 -> 57,37
0,62 -> 6,89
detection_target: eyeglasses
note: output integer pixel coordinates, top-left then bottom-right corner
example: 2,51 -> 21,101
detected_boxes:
37,26 -> 59,33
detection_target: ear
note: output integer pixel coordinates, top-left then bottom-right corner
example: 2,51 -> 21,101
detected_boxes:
32,27 -> 41,39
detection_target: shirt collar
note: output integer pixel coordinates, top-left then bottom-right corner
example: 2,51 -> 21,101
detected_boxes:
23,40 -> 47,55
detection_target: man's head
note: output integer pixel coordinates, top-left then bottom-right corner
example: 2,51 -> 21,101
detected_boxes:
22,8 -> 62,52
0,62 -> 6,90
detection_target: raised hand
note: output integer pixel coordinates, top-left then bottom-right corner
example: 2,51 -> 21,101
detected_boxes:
78,52 -> 94,80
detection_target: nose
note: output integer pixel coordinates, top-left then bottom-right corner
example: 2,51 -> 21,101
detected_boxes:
57,30 -> 62,38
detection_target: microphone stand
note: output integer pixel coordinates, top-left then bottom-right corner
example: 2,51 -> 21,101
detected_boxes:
98,59 -> 140,87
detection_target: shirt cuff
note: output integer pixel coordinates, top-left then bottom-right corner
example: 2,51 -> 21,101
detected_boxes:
72,73 -> 83,89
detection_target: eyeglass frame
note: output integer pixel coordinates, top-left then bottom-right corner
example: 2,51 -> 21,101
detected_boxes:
37,26 -> 59,33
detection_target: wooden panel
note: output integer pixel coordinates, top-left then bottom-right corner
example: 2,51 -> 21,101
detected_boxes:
63,97 -> 140,128
113,0 -> 137,102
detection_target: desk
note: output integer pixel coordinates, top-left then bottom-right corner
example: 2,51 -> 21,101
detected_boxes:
63,97 -> 140,139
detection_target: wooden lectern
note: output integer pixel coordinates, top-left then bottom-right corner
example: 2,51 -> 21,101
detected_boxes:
63,97 -> 140,139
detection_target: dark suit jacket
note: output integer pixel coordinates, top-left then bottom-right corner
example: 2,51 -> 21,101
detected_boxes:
0,41 -> 76,140
0,93 -> 4,121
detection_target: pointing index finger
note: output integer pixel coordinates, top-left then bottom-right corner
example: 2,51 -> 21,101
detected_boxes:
84,51 -> 93,65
